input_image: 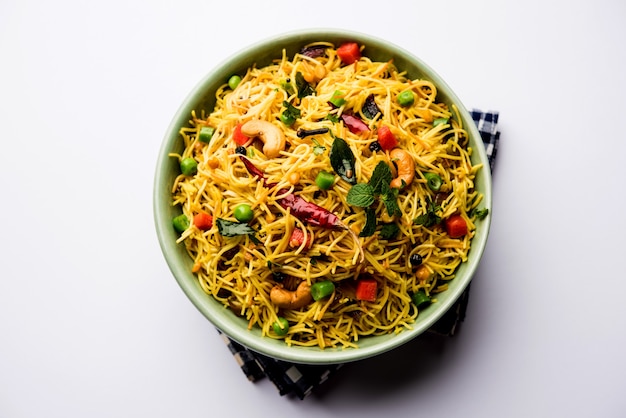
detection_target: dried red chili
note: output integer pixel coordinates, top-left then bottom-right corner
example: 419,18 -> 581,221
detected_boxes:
238,156 -> 363,262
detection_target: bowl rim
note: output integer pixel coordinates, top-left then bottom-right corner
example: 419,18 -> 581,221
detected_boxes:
154,28 -> 492,364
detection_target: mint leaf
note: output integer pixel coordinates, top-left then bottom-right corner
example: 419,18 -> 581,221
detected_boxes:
382,189 -> 401,217
380,223 -> 400,240
330,137 -> 356,184
369,161 -> 393,195
346,183 -> 375,207
359,207 -> 377,237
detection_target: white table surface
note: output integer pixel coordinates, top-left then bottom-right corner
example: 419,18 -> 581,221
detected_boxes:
2,1 -> 626,416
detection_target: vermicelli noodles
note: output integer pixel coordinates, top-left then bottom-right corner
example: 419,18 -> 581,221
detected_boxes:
169,41 -> 486,349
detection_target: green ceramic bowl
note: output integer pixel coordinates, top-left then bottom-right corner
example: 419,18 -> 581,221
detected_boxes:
154,28 -> 492,364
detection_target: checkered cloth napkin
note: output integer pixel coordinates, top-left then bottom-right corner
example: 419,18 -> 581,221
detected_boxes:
219,109 -> 500,399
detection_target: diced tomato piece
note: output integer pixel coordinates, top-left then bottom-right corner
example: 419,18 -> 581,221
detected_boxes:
193,213 -> 213,231
337,42 -> 361,65
377,125 -> 398,151
233,123 -> 250,146
355,277 -> 378,302
445,215 -> 468,238
341,114 -> 370,134
289,228 -> 312,249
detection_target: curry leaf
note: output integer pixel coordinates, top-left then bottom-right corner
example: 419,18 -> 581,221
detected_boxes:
216,218 -> 257,237
329,137 -> 356,184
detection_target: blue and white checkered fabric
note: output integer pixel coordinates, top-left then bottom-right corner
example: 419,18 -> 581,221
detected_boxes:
222,110 -> 501,399
470,109 -> 500,172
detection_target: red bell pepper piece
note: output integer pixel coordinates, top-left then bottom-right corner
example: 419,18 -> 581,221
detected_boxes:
377,125 -> 398,151
337,42 -> 361,65
445,215 -> 468,238
355,277 -> 378,302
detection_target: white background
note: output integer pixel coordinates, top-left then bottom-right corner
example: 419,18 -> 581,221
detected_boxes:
2,0 -> 626,417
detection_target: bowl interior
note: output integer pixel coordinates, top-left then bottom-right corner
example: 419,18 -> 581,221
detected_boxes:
154,28 -> 492,364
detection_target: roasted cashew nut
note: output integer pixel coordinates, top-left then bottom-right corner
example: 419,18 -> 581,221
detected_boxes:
300,60 -> 327,83
270,281 -> 312,310
240,120 -> 286,159
389,148 -> 415,189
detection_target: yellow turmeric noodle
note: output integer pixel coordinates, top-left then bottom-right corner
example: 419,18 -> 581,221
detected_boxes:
170,42 -> 484,349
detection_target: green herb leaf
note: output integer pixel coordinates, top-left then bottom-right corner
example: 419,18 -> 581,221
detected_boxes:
369,161 -> 393,195
413,200 -> 441,227
473,208 -> 489,220
267,260 -> 283,269
296,72 -> 315,98
433,117 -> 449,127
325,113 -> 339,123
330,137 -> 356,184
216,218 -> 257,237
359,207 -> 377,237
379,223 -> 400,240
311,139 -> 326,156
382,188 -> 401,217
346,183 -> 375,207
280,101 -> 300,126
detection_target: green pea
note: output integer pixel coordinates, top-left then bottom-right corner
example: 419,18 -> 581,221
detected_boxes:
272,317 -> 289,336
180,157 -> 197,176
411,290 -> 431,308
397,90 -> 414,107
228,75 -> 242,90
310,280 -> 335,301
199,126 -> 215,143
423,172 -> 442,191
233,204 -> 254,222
315,171 -> 335,190
172,214 -> 189,233
280,111 -> 296,127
